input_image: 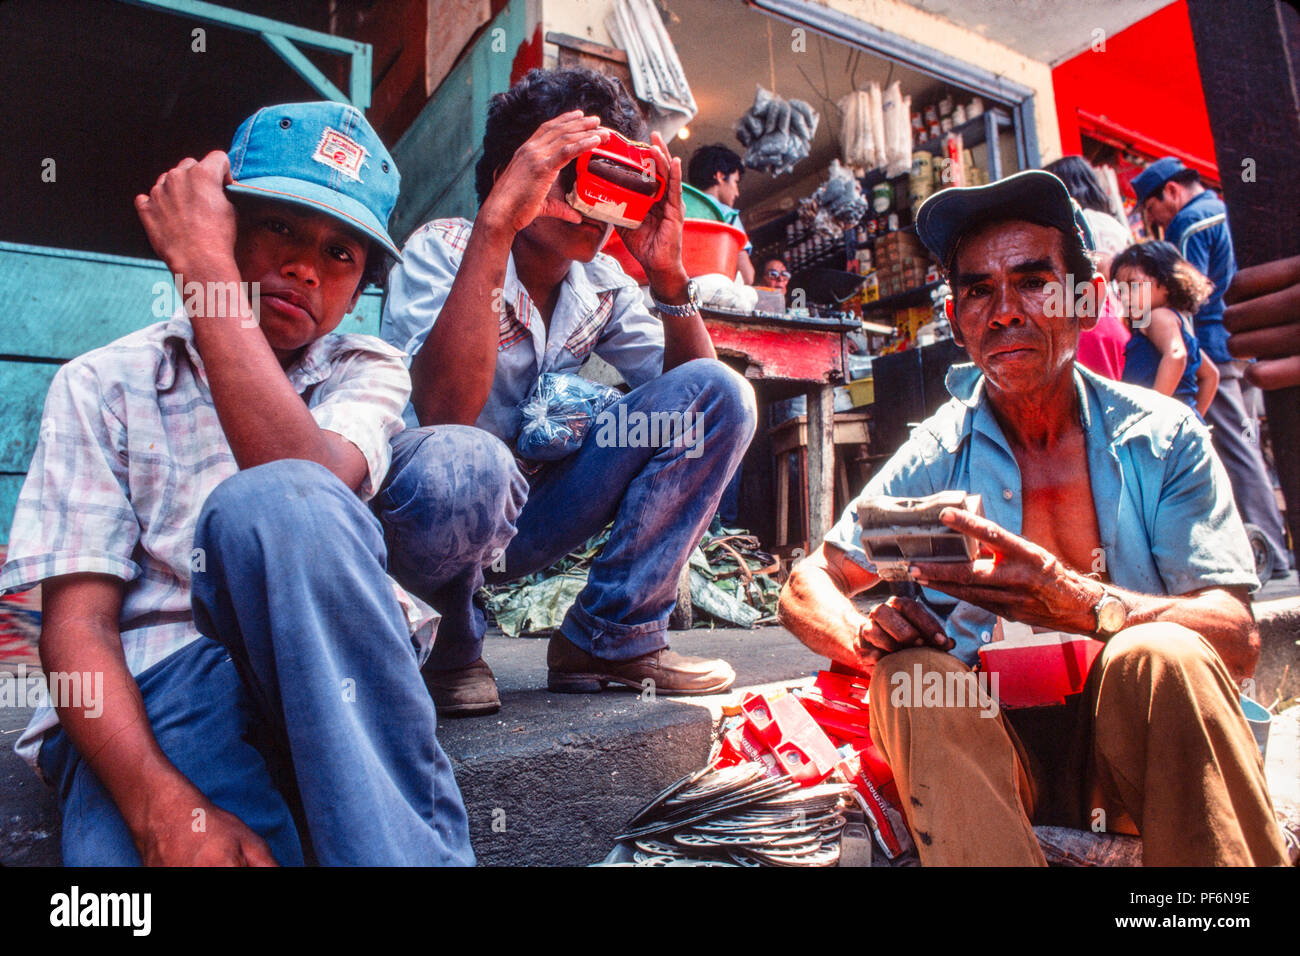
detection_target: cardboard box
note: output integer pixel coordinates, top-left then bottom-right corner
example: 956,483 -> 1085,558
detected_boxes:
978,621 -> 1105,709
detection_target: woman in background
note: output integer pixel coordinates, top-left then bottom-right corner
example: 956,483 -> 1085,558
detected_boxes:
1044,156 -> 1132,379
1112,240 -> 1219,420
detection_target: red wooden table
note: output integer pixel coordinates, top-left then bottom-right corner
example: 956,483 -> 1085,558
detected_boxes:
702,307 -> 857,549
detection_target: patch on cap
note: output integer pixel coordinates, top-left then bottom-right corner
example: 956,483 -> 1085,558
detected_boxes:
312,127 -> 368,182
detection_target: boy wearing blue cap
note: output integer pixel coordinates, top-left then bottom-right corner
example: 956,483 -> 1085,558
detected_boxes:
0,102 -> 472,866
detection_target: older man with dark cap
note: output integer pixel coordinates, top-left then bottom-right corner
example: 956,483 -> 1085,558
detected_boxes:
1134,156 -> 1292,578
1,103 -> 472,866
778,170 -> 1287,866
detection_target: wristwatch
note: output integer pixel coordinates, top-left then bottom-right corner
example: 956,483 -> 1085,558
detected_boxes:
1091,586 -> 1127,639
652,279 -> 700,318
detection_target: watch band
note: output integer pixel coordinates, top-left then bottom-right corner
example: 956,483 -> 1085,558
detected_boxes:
652,298 -> 698,318
652,279 -> 699,318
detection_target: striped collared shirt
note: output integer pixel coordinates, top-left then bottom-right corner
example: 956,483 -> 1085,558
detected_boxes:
1,315 -> 427,768
381,217 -> 665,443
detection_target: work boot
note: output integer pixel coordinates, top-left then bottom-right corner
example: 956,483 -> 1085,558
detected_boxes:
547,633 -> 735,695
423,657 -> 500,717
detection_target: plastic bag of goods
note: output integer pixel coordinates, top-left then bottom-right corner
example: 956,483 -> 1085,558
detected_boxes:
813,159 -> 868,232
735,85 -> 820,177
516,372 -> 624,461
881,82 -> 913,178
836,89 -> 877,172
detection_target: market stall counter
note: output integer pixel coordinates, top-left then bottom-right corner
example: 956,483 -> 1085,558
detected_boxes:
701,304 -> 859,551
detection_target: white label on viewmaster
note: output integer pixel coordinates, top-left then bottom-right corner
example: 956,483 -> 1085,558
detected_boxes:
312,127 -> 368,181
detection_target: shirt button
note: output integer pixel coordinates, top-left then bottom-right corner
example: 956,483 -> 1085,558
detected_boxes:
1002,488 -> 1013,500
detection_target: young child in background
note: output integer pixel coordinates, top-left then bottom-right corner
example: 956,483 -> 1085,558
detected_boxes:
1112,240 -> 1219,420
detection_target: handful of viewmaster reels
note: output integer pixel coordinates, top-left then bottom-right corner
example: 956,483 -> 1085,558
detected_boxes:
566,130 -> 666,228
856,491 -> 983,580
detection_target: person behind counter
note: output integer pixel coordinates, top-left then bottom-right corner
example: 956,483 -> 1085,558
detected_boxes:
380,67 -> 757,717
758,258 -> 790,298
684,144 -> 756,284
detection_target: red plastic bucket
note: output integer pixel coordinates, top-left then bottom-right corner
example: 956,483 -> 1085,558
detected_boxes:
601,219 -> 748,284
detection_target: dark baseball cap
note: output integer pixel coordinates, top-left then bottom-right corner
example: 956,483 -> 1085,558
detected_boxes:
914,170 -> 1095,271
1130,156 -> 1190,205
226,101 -> 402,261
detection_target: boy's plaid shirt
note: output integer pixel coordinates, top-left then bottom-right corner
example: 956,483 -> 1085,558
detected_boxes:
1,314 -> 431,767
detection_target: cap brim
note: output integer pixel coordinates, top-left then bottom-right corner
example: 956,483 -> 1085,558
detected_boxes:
915,170 -> 1085,267
1131,176 -> 1163,206
226,176 -> 402,261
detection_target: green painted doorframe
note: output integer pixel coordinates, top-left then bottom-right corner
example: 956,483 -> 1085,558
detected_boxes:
116,0 -> 372,110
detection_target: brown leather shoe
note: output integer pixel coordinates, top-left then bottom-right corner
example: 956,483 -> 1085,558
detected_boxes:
423,658 -> 500,717
547,633 -> 736,695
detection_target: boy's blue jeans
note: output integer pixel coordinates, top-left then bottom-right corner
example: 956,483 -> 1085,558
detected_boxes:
376,359 -> 757,667
39,460 -> 473,866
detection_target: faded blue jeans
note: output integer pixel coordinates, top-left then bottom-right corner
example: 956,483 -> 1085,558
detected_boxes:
376,358 -> 757,666
40,460 -> 473,866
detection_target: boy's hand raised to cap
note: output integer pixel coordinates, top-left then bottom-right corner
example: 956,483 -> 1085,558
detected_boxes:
134,151 -> 239,280
477,110 -> 609,237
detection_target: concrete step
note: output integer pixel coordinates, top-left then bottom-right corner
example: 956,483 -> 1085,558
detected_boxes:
3,597 -> 1297,867
0,627 -> 825,866
440,628 -> 823,866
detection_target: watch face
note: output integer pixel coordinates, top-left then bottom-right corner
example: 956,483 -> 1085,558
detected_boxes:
1097,596 -> 1126,634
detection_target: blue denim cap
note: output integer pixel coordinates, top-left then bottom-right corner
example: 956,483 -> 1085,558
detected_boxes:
915,169 -> 1095,269
1130,156 -> 1188,205
226,101 -> 402,260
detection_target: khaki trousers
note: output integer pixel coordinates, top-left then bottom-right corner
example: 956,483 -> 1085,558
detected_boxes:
868,622 -> 1289,866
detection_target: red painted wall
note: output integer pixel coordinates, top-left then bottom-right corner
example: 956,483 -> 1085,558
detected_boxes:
1053,0 -> 1219,182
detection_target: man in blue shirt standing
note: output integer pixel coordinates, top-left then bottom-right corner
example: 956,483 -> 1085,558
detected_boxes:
778,170 -> 1287,866
1133,157 -> 1292,577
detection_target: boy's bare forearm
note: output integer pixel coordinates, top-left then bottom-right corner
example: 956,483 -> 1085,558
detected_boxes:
39,577 -> 197,839
410,220 -> 513,425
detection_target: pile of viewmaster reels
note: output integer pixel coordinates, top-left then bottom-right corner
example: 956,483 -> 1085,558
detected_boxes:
614,674 -> 916,866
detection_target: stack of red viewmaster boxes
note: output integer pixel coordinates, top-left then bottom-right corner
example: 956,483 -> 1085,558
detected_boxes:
713,673 -> 915,860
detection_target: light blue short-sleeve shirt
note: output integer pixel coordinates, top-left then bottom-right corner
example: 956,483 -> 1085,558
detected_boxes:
382,218 -> 664,442
824,362 -> 1259,666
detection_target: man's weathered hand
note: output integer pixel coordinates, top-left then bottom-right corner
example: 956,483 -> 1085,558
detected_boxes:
134,151 -> 239,280
1224,254 -> 1300,390
856,595 -> 953,671
134,788 -> 278,867
616,131 -> 686,286
478,110 -> 608,236
908,508 -> 1101,633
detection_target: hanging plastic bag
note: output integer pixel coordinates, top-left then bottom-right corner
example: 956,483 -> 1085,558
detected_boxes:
735,85 -> 820,177
836,89 -> 876,172
516,372 -> 624,461
813,159 -> 868,233
882,81 -> 913,178
868,82 -> 886,171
